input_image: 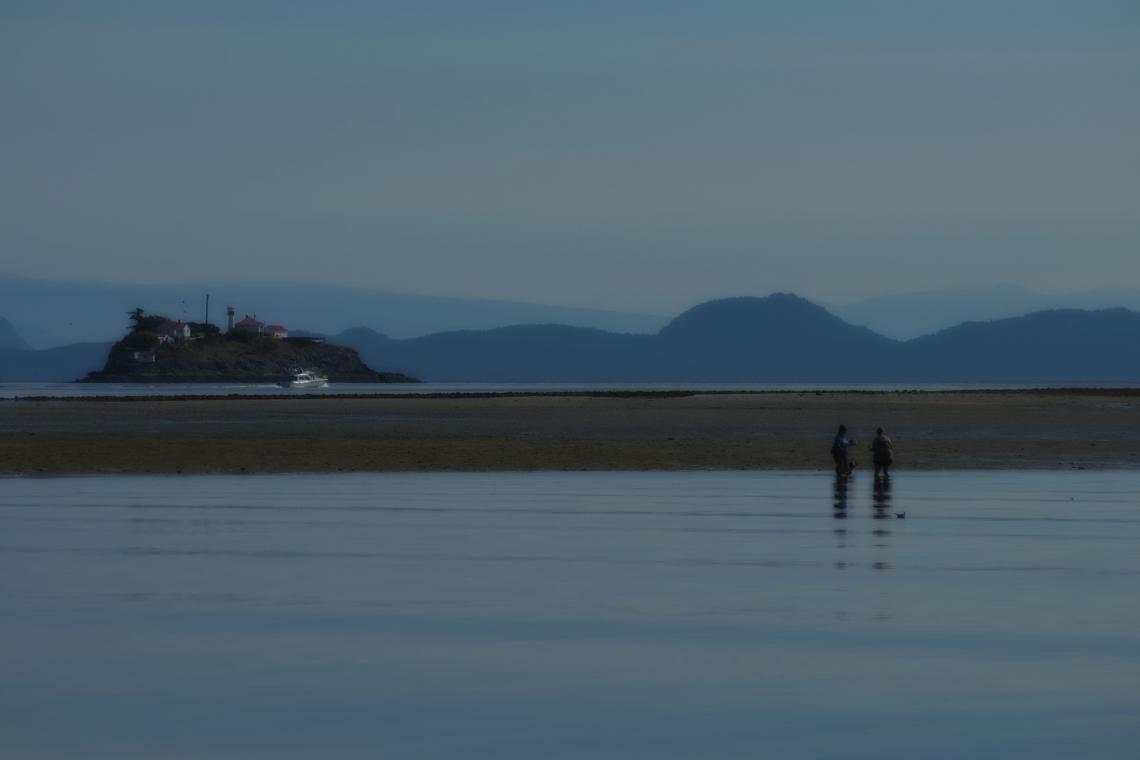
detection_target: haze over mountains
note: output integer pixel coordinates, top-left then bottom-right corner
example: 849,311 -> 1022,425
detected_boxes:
0,317 -> 32,352
834,284 -> 1140,340
0,341 -> 115,383
0,274 -> 666,349
6,274 -> 1140,349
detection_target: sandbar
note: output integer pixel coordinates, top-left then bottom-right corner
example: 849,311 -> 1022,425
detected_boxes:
1,390 -> 1137,475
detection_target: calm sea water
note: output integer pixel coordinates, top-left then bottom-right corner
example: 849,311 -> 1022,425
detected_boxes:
4,381 -> 1139,398
1,471 -> 1138,758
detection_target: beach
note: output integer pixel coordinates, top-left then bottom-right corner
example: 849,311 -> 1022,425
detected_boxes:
2,390 -> 1137,474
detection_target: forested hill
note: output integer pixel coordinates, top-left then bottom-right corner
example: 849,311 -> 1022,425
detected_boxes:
333,296 -> 1140,383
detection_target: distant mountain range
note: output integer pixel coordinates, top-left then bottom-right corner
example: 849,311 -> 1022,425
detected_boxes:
3,293 -> 1139,384
834,284 -> 1140,340
0,316 -> 32,352
331,295 -> 1140,384
5,273 -> 1140,350
0,342 -> 112,383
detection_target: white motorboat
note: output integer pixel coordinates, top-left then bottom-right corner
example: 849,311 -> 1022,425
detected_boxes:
279,369 -> 329,389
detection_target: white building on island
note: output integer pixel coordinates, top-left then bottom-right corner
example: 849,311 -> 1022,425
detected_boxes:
157,319 -> 192,343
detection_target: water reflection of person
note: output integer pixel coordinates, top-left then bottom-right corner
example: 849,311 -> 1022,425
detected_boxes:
833,472 -> 850,519
872,472 -> 893,519
871,475 -> 894,570
833,473 -> 849,569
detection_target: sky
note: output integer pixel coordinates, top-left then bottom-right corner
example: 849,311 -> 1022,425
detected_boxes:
2,1 -> 1138,314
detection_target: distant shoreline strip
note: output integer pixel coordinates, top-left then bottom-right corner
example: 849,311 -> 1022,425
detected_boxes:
7,387 -> 1140,403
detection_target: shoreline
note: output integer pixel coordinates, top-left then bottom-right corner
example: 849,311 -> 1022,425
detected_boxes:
8,386 -> 1140,402
3,390 -> 1138,475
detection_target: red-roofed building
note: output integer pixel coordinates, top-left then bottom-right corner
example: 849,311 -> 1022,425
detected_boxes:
158,319 -> 191,343
263,324 -> 288,339
233,315 -> 264,334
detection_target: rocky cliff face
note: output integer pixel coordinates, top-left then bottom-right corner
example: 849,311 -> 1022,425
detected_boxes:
84,336 -> 417,383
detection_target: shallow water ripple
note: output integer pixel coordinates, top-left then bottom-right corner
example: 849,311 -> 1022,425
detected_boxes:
1,471 -> 1138,758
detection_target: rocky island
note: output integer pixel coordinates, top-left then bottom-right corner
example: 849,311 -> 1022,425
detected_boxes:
83,309 -> 417,383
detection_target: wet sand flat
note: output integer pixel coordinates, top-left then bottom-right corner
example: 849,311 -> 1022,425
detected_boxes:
1,390 -> 1138,474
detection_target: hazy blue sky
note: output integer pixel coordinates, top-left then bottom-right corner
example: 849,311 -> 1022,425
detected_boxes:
2,1 -> 1137,313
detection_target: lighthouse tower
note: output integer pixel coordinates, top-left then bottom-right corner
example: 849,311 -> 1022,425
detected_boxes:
226,306 -> 235,332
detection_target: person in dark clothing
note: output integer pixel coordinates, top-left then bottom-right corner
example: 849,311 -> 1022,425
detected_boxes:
831,424 -> 855,477
870,427 -> 894,478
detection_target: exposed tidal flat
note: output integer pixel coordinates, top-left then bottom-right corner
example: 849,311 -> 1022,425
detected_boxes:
1,470 -> 1138,758
1,389 -> 1138,474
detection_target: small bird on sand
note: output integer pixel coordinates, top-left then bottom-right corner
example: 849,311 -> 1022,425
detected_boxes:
895,512 -> 906,519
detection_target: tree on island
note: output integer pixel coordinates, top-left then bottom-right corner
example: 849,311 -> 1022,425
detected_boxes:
122,308 -> 229,347
126,307 -> 164,334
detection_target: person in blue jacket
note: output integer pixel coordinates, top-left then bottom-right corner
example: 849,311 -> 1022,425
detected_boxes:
831,424 -> 856,477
